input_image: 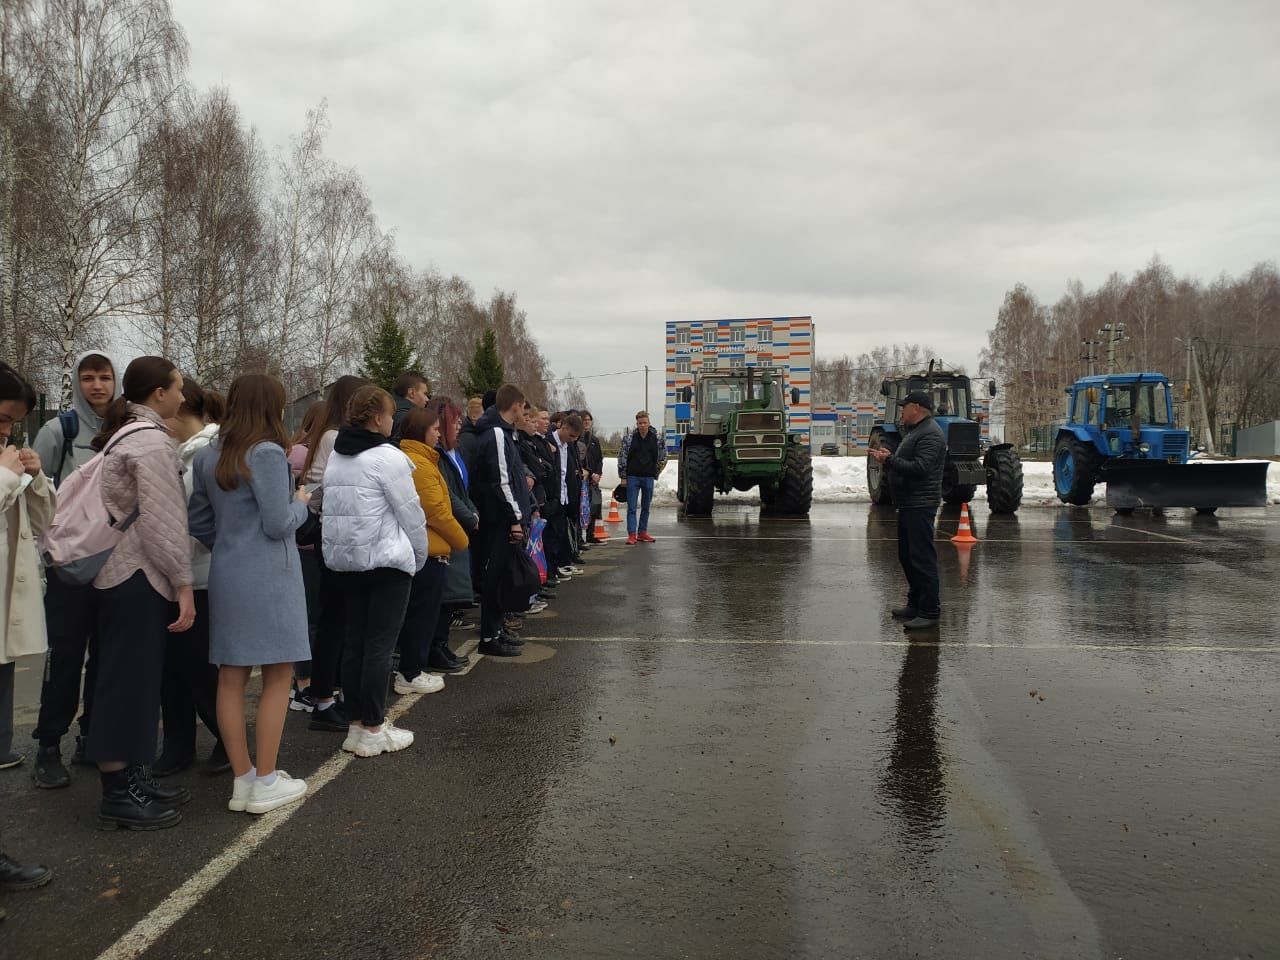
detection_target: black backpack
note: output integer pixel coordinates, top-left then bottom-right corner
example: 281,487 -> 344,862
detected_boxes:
53,410 -> 79,486
492,543 -> 542,613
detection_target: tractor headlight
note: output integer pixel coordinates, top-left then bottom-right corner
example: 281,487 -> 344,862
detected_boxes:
714,439 -> 723,448
1138,442 -> 1151,453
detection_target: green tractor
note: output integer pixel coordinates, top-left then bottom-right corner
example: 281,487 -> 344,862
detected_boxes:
676,366 -> 814,517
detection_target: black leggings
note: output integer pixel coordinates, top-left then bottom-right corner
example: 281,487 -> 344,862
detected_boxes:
396,559 -> 447,681
309,551 -> 346,700
339,569 -> 412,727
159,590 -> 219,757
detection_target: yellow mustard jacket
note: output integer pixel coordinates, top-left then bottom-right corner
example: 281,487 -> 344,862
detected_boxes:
400,440 -> 469,558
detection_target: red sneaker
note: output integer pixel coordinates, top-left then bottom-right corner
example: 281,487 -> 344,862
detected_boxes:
626,534 -> 638,545
637,532 -> 656,543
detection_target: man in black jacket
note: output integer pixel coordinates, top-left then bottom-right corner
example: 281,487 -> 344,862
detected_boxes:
468,384 -> 532,656
390,371 -> 430,441
580,411 -> 605,541
546,413 -> 584,576
868,390 -> 946,630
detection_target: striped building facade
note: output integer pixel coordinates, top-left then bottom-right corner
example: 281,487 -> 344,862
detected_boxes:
663,317 -> 815,452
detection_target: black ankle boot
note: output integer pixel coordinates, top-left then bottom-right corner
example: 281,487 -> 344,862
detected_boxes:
99,769 -> 182,831
130,765 -> 191,807
32,745 -> 71,790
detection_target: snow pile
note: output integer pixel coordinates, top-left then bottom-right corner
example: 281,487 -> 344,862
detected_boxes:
600,456 -> 1280,507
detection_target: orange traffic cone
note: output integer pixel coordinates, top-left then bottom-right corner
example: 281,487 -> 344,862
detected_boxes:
951,503 -> 979,545
606,498 -> 622,523
593,518 -> 610,542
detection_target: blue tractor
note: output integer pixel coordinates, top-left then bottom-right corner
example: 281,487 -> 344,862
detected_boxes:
1053,372 -> 1270,514
867,364 -> 1023,513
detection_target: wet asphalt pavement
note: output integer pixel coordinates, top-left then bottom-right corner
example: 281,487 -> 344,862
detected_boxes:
2,502 -> 1278,959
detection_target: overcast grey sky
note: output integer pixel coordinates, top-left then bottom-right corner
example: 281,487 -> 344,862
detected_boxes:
172,0 -> 1280,432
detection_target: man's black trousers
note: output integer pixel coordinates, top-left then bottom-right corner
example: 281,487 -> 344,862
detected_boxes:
896,506 -> 941,618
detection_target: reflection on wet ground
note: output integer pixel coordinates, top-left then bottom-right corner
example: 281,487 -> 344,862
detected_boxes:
4,503 -> 1277,960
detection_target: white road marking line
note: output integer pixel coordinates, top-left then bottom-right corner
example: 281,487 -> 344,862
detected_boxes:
1105,523 -> 1191,543
526,635 -> 1277,653
94,687 -> 433,960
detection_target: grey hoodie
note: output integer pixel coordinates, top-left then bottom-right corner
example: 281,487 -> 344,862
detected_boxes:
32,350 -> 120,486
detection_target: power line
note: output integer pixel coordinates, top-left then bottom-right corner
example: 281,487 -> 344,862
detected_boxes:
540,367 -> 646,384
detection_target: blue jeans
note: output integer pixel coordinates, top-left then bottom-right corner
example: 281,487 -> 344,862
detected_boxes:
626,476 -> 655,534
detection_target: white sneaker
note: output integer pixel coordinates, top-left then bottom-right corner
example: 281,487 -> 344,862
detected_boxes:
394,672 -> 444,695
245,771 -> 308,814
556,566 -> 576,578
526,600 -> 548,615
341,723 -> 362,754
562,565 -> 584,576
351,723 -> 414,757
228,776 -> 252,812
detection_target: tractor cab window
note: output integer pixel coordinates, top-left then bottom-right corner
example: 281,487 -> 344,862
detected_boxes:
703,383 -> 743,419
1103,383 -> 1172,427
907,381 -> 970,419
1137,382 -> 1171,425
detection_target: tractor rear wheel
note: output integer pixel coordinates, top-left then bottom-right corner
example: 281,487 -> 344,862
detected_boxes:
682,444 -> 717,517
1053,436 -> 1101,506
777,443 -> 814,515
942,462 -> 977,506
867,431 -> 897,505
985,447 -> 1024,514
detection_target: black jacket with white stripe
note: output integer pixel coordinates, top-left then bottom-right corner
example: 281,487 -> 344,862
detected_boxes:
468,406 -> 532,526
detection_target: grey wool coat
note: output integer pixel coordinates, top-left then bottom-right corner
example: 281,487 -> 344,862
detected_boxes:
187,440 -> 311,667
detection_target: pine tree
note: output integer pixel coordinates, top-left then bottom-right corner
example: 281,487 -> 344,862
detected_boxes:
360,306 -> 419,392
461,328 -> 505,397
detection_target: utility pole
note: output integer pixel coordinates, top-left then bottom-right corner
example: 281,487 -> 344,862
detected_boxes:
1081,339 -> 1099,377
1099,322 -> 1127,374
1190,340 -> 1216,455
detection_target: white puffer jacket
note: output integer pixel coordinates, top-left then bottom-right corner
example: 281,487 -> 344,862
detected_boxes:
321,442 -> 428,576
178,423 -> 219,590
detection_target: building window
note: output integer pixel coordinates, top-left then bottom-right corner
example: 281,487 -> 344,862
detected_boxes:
729,356 -> 746,370
857,413 -> 876,436
675,329 -> 690,345
758,323 -> 772,343
731,326 -> 745,344
675,357 -> 691,374
676,420 -> 691,435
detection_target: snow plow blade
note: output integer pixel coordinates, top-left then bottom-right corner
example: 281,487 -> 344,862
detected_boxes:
1103,461 -> 1270,510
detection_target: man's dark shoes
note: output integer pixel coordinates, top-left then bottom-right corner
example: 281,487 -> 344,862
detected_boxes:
0,854 -> 53,891
308,700 -> 349,732
479,637 -> 521,658
131,765 -> 191,807
427,650 -> 468,673
151,751 -> 194,778
32,746 -> 70,789
99,769 -> 181,831
891,606 -> 919,620
202,741 -> 231,776
499,629 -> 525,647
71,736 -> 91,766
903,616 -> 941,631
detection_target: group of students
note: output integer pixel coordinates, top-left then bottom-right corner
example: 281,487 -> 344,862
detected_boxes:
0,355 -> 615,913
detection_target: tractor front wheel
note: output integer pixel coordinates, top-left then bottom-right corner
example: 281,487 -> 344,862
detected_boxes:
682,444 -> 717,517
867,432 -> 897,505
777,443 -> 814,515
1053,436 -> 1101,506
985,446 -> 1024,514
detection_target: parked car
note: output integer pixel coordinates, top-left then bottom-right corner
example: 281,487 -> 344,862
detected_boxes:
819,443 -> 840,456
